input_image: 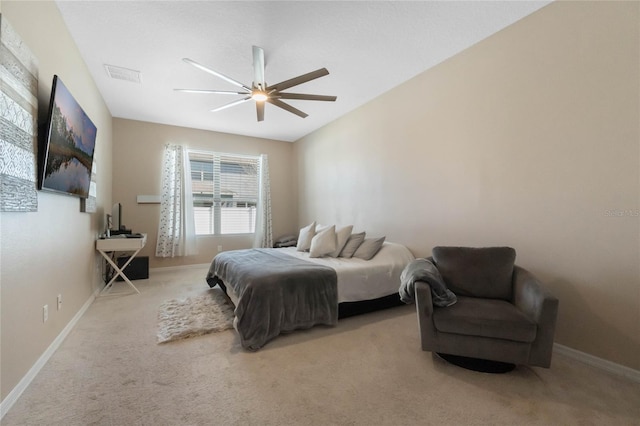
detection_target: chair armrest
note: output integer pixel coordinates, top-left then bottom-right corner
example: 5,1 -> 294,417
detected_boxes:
512,266 -> 558,322
513,266 -> 559,367
415,280 -> 434,318
415,280 -> 437,352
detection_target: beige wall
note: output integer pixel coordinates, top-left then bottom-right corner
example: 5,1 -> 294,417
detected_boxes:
0,1 -> 113,401
112,118 -> 296,269
294,1 -> 640,370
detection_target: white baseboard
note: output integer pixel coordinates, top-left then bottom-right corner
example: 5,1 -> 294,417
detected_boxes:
0,287 -> 100,420
554,343 -> 640,383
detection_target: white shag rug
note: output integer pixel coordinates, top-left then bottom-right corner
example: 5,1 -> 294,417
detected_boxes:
157,290 -> 235,343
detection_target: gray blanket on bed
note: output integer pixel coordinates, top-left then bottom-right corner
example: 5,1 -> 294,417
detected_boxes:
399,258 -> 457,307
206,248 -> 338,350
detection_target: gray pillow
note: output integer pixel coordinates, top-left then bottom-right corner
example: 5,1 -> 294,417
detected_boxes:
338,232 -> 366,258
353,236 -> 386,260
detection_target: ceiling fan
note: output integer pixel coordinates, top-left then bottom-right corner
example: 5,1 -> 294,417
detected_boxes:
175,46 -> 337,122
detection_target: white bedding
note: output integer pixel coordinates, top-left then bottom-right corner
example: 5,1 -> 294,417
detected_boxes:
278,242 -> 415,303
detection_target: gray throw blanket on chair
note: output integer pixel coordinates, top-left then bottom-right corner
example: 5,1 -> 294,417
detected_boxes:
399,258 -> 457,307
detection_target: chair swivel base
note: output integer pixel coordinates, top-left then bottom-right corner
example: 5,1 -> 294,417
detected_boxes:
436,353 -> 516,374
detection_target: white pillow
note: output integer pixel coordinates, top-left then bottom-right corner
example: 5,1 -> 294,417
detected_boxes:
315,224 -> 331,233
329,225 -> 353,257
296,221 -> 316,252
309,225 -> 337,258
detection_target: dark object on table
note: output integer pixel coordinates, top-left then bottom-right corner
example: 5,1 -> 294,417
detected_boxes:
273,235 -> 297,248
115,256 -> 149,281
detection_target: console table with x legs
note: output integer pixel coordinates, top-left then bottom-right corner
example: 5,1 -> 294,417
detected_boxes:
96,234 -> 147,295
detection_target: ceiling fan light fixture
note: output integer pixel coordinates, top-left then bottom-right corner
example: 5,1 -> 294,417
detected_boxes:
251,91 -> 268,102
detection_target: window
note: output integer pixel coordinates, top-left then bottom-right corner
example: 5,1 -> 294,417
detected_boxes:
189,150 -> 259,235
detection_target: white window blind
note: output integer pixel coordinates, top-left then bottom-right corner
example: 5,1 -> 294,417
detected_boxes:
188,150 -> 259,235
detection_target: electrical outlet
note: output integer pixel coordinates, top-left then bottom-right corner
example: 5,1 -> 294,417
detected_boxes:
43,305 -> 48,323
57,294 -> 62,311
217,245 -> 223,252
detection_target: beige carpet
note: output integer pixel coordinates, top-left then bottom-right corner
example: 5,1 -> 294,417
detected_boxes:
157,290 -> 234,343
3,266 -> 640,425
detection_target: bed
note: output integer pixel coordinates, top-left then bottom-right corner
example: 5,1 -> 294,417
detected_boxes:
206,242 -> 415,350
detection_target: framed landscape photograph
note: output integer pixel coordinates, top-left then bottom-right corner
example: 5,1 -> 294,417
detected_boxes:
39,75 -> 97,198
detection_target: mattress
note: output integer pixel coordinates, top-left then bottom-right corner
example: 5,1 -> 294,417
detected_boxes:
223,242 -> 415,305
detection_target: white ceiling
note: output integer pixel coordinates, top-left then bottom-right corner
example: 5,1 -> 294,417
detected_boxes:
55,1 -> 550,142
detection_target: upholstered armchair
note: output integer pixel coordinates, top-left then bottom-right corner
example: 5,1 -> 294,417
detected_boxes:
415,246 -> 559,368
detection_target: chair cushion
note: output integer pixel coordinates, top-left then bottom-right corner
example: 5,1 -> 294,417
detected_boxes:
433,296 -> 537,343
432,246 -> 516,300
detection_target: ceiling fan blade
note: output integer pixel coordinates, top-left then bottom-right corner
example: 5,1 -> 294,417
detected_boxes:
175,89 -> 249,95
268,68 -> 330,92
252,46 -> 265,90
266,98 -> 308,119
256,101 -> 265,122
277,93 -> 337,102
211,96 -> 251,112
183,58 -> 251,92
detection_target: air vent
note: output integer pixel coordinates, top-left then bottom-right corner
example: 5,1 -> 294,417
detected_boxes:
104,64 -> 142,83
